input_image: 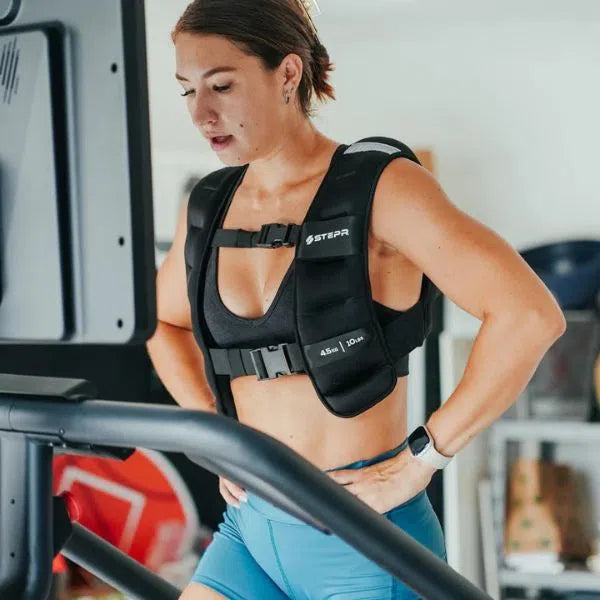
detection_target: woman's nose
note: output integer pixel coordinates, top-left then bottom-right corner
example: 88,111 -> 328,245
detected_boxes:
190,96 -> 218,129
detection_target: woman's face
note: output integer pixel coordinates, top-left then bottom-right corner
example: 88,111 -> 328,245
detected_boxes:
175,33 -> 298,166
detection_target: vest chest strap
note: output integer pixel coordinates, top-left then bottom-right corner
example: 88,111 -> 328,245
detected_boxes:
210,342 -> 305,380
208,309 -> 422,381
211,223 -> 301,248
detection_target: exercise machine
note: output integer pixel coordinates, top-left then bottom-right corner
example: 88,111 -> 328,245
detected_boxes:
0,373 -> 491,599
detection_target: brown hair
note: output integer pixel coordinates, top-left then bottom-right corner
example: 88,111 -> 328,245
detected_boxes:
171,0 -> 336,118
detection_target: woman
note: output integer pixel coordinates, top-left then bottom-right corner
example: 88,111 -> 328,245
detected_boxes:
147,1 -> 566,598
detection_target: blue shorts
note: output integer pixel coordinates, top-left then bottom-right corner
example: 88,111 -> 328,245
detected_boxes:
191,438 -> 447,599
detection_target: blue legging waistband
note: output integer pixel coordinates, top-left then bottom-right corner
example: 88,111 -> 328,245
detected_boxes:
246,437 -> 413,525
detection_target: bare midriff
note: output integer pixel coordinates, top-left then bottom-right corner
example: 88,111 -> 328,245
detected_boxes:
232,372 -> 409,471
216,142 -> 424,471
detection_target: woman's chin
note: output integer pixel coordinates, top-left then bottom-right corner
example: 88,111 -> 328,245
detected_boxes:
216,149 -> 251,167
218,156 -> 246,167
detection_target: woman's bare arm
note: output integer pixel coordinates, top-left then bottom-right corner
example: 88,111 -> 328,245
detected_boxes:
146,198 -> 216,412
371,158 -> 566,456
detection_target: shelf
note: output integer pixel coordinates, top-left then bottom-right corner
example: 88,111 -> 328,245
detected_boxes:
492,419 -> 600,443
499,567 -> 600,591
489,420 -> 600,594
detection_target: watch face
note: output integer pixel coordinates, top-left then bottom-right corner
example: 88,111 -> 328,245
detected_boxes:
409,426 -> 430,455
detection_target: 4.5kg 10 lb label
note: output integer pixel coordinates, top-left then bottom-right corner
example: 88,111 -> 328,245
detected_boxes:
303,327 -> 370,368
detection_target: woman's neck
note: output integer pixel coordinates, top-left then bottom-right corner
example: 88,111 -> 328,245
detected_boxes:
244,120 -> 338,197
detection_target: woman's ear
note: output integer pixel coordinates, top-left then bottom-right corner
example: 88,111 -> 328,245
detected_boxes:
280,53 -> 303,88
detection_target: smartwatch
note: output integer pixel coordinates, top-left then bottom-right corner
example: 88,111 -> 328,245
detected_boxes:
407,425 -> 453,469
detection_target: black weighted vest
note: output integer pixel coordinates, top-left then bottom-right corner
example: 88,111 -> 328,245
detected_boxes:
184,137 -> 440,419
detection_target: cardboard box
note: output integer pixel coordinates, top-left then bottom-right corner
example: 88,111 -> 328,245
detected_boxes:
504,458 -> 591,559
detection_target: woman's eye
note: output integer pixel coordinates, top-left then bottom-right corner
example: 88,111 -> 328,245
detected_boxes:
180,84 -> 230,97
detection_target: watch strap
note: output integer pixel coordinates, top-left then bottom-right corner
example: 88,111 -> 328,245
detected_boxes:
409,425 -> 453,469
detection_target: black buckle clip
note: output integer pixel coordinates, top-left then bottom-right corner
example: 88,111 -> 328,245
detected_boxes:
256,223 -> 294,248
249,343 -> 293,380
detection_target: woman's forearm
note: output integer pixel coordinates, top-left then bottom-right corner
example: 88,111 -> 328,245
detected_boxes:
146,320 -> 217,412
426,309 -> 566,457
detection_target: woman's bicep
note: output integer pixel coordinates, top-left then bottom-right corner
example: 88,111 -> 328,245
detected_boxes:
372,159 -> 563,325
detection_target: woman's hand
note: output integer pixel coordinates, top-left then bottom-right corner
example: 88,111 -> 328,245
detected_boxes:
326,448 -> 436,514
219,477 -> 248,508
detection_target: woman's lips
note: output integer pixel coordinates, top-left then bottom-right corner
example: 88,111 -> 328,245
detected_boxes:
210,135 -> 233,151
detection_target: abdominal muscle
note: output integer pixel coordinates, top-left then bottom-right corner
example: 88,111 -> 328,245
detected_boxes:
230,372 -> 409,472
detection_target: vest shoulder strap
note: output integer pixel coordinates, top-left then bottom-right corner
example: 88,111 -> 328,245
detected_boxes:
291,136 -> 434,416
343,137 -> 441,342
184,166 -> 245,285
185,165 -> 247,417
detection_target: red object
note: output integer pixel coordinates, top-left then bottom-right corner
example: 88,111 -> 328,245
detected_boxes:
52,554 -> 67,574
60,490 -> 81,522
53,449 -> 199,571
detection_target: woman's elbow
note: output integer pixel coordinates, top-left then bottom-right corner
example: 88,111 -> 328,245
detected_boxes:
522,303 -> 567,346
545,309 -> 567,342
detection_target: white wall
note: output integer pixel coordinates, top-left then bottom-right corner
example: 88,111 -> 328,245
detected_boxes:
317,20 -> 600,252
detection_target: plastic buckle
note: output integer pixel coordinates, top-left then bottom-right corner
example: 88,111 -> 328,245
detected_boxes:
249,344 -> 292,380
256,223 -> 293,248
